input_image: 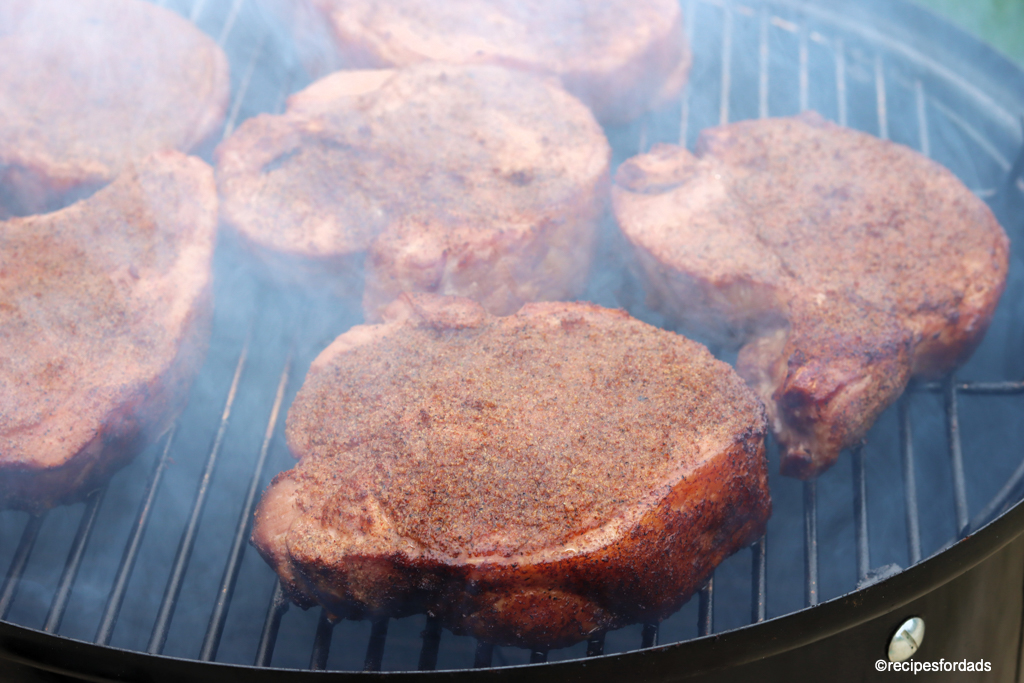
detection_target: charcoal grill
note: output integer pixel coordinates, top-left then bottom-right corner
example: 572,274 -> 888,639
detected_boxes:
2,0 -> 1024,680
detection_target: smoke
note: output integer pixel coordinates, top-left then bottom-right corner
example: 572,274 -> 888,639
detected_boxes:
0,0 -> 231,217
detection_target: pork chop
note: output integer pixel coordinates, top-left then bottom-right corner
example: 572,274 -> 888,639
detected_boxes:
251,293 -> 770,649
216,63 -> 611,321
261,0 -> 691,125
0,0 -> 229,217
0,150 -> 217,510
612,112 -> 1009,479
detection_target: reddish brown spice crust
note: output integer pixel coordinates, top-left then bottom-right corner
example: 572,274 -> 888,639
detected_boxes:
0,0 -> 229,217
216,63 -> 610,319
613,112 -> 1009,479
262,0 -> 691,125
0,151 -> 217,510
252,293 -> 770,648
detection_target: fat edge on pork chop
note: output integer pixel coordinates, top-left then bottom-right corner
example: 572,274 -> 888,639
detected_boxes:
613,111 -> 1009,479
251,292 -> 770,649
0,150 -> 217,510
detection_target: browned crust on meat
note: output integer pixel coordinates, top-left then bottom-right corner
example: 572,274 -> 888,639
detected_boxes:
613,112 -> 1009,478
262,0 -> 690,124
0,151 -> 217,510
216,64 -> 610,318
252,293 -> 770,648
0,0 -> 229,216
736,304 -> 914,479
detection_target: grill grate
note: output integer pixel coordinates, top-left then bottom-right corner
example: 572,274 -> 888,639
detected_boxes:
2,0 -> 1024,675
147,336 -> 250,656
94,427 -> 175,647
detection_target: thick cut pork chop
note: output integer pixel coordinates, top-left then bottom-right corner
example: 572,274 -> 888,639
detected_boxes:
216,63 -> 610,321
0,150 -> 217,510
252,293 -> 770,649
263,0 -> 690,124
0,0 -> 229,217
613,112 -> 1009,479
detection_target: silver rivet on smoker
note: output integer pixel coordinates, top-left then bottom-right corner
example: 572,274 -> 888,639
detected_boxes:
888,617 -> 925,662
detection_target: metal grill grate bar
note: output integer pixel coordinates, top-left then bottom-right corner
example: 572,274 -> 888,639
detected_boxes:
916,380 -> 1024,394
751,536 -> 767,623
309,609 -> 335,671
804,481 -> 819,607
95,428 -> 176,646
1005,117 -> 1024,193
720,3 -> 733,125
798,26 -> 809,112
915,79 -> 931,157
254,581 -> 289,667
835,38 -> 847,127
147,338 -> 250,655
899,397 -> 922,565
758,7 -> 769,119
364,617 -> 390,671
200,355 -> 292,662
473,641 -> 494,668
944,378 -> 970,537
875,55 -> 889,139
418,615 -> 443,670
188,0 -> 208,23
698,577 -> 714,636
679,0 -> 697,145
43,487 -> 107,634
638,117 -> 650,155
0,513 -> 46,620
852,445 -> 870,584
971,456 -> 1024,534
216,0 -> 246,47
223,31 -> 269,139
641,622 -> 659,648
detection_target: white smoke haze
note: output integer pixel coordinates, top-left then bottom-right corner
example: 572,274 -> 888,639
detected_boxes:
0,0 -> 229,217
1,0 -> 1024,673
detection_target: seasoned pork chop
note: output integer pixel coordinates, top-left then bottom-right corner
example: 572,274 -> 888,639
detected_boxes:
216,63 -> 610,320
251,293 -> 770,648
613,112 -> 1009,479
0,0 -> 229,217
0,151 -> 217,510
264,0 -> 690,124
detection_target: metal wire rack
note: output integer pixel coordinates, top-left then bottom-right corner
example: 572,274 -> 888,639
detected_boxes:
2,0 -> 1024,675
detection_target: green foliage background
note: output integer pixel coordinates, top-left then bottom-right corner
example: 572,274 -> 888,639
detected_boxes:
912,0 -> 1024,65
